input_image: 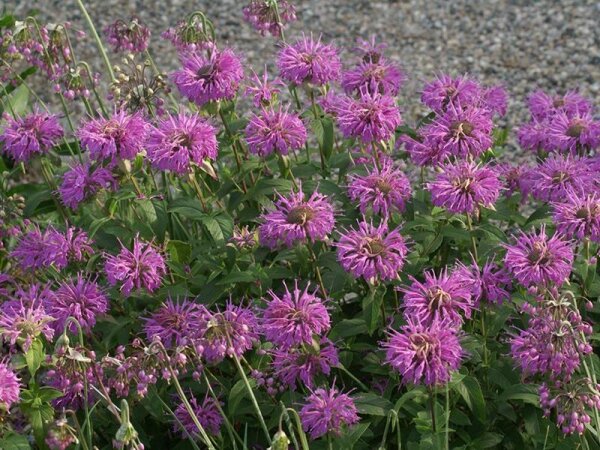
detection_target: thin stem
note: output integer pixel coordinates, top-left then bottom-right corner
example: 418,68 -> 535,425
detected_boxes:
75,0 -> 116,82
338,363 -> 369,392
465,213 -> 478,262
150,342 -> 217,450
445,383 -> 450,450
429,388 -> 437,433
202,370 -> 244,448
307,245 -> 327,298
229,350 -> 272,444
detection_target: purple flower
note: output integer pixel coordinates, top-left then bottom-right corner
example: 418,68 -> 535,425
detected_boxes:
428,161 -> 501,214
78,110 -> 148,161
300,385 -> 359,440
0,110 -> 63,162
173,395 -> 223,437
504,226 -> 574,288
347,159 -> 412,216
524,155 -> 596,202
277,34 -> 341,85
352,35 -> 388,63
12,226 -> 93,271
46,275 -> 108,335
548,111 -> 600,155
273,338 -> 339,389
518,120 -> 551,152
399,134 -> 451,167
401,268 -> 474,326
454,260 -> 511,305
242,0 -> 297,37
104,236 -> 166,296
421,74 -> 481,113
104,17 -> 150,53
336,220 -> 408,283
161,20 -> 216,53
171,48 -> 244,106
59,162 -> 116,209
382,317 -> 462,386
336,89 -> 402,143
147,112 -> 218,174
496,163 -> 530,198
245,106 -> 307,157
143,298 -> 206,348
263,281 -> 330,349
245,67 -> 285,107
510,295 -> 591,380
480,85 -> 509,117
0,294 -> 54,351
0,361 -> 20,409
341,58 -> 404,96
553,191 -> 600,242
540,382 -> 600,435
528,90 -> 592,122
422,106 -> 493,159
199,302 -> 258,364
258,190 -> 335,249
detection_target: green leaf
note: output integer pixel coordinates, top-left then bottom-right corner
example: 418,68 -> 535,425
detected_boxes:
25,339 -> 44,377
497,384 -> 539,405
353,393 -> 393,416
167,240 -> 192,264
453,375 -> 486,422
0,433 -> 31,450
330,319 -> 368,339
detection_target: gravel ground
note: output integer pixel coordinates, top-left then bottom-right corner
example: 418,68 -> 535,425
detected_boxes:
5,0 -> 600,158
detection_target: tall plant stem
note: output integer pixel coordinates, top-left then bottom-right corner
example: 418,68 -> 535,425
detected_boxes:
229,349 -> 272,445
75,0 -> 116,82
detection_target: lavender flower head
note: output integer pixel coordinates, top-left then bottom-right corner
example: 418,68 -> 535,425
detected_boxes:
548,111 -> 600,155
78,110 -> 148,161
171,48 -> 244,106
300,385 -> 359,440
245,67 -> 285,107
336,219 -> 408,283
59,162 -> 116,209
174,395 -> 223,437
242,0 -> 297,37
423,106 -> 493,159
0,110 -> 63,162
273,338 -> 339,389
0,294 -> 54,351
347,159 -> 412,217
258,190 -> 335,249
0,361 -> 20,410
421,74 -> 481,113
199,302 -> 258,364
12,225 -> 93,271
147,112 -> 218,174
245,106 -> 307,157
277,34 -> 341,85
143,298 -> 206,348
524,155 -> 595,202
341,58 -> 405,96
263,281 -> 330,349
46,275 -> 108,335
104,17 -> 151,53
382,317 -> 462,386
336,89 -> 402,143
104,236 -> 166,296
553,191 -> 600,242
454,260 -> 511,305
401,268 -> 474,326
504,225 -> 574,288
428,161 -> 501,214
528,90 -> 593,122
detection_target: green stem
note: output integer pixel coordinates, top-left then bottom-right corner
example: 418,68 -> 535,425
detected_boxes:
445,383 -> 450,450
202,370 -> 244,448
75,0 -> 116,82
230,350 -> 272,444
338,363 -> 369,392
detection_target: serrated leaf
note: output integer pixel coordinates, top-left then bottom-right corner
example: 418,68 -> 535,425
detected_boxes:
353,393 -> 393,416
453,375 -> 486,422
25,339 -> 44,377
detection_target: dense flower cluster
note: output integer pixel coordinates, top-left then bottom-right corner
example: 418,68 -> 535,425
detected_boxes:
2,4 -> 600,448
